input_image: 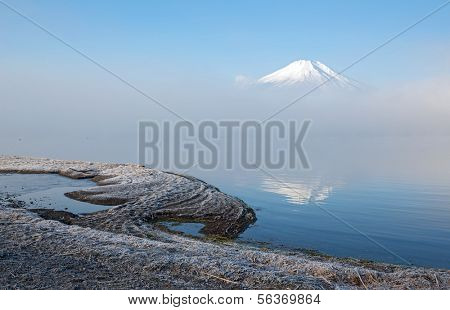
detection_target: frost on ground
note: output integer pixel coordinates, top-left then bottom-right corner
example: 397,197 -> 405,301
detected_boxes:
0,156 -> 255,238
0,156 -> 449,289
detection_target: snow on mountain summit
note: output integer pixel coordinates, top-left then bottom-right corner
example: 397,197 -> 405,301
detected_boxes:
257,60 -> 356,88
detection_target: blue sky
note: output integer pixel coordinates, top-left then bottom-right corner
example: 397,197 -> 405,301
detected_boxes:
1,0 -> 449,86
1,1 -> 449,162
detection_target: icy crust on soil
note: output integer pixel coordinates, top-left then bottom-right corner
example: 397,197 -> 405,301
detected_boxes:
1,206 -> 449,289
0,156 -> 256,238
0,156 -> 449,289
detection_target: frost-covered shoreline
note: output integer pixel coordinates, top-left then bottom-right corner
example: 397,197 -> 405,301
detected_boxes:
0,156 -> 256,238
0,156 -> 449,289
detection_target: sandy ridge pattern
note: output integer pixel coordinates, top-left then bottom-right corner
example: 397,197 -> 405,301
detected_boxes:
0,155 -> 256,238
0,156 -> 449,289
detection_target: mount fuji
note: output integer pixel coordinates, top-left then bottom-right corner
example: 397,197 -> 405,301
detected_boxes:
256,59 -> 357,88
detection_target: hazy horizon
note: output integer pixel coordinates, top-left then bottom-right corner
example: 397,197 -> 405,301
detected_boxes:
1,0 -> 449,166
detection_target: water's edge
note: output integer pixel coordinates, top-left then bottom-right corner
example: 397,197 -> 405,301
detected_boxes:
0,156 -> 448,289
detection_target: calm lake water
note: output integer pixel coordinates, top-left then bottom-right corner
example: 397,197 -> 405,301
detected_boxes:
182,137 -> 450,269
1,138 -> 449,268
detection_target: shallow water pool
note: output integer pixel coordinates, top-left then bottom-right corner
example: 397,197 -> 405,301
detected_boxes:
0,173 -> 111,214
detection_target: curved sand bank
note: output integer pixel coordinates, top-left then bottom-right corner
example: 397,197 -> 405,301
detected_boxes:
0,156 -> 449,289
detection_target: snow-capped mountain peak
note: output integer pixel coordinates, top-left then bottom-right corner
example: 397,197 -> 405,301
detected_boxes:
257,59 -> 355,88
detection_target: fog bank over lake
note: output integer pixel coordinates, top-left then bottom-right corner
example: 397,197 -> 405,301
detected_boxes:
1,73 -> 450,162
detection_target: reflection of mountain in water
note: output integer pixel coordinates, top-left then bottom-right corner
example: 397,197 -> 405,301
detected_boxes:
261,178 -> 338,205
